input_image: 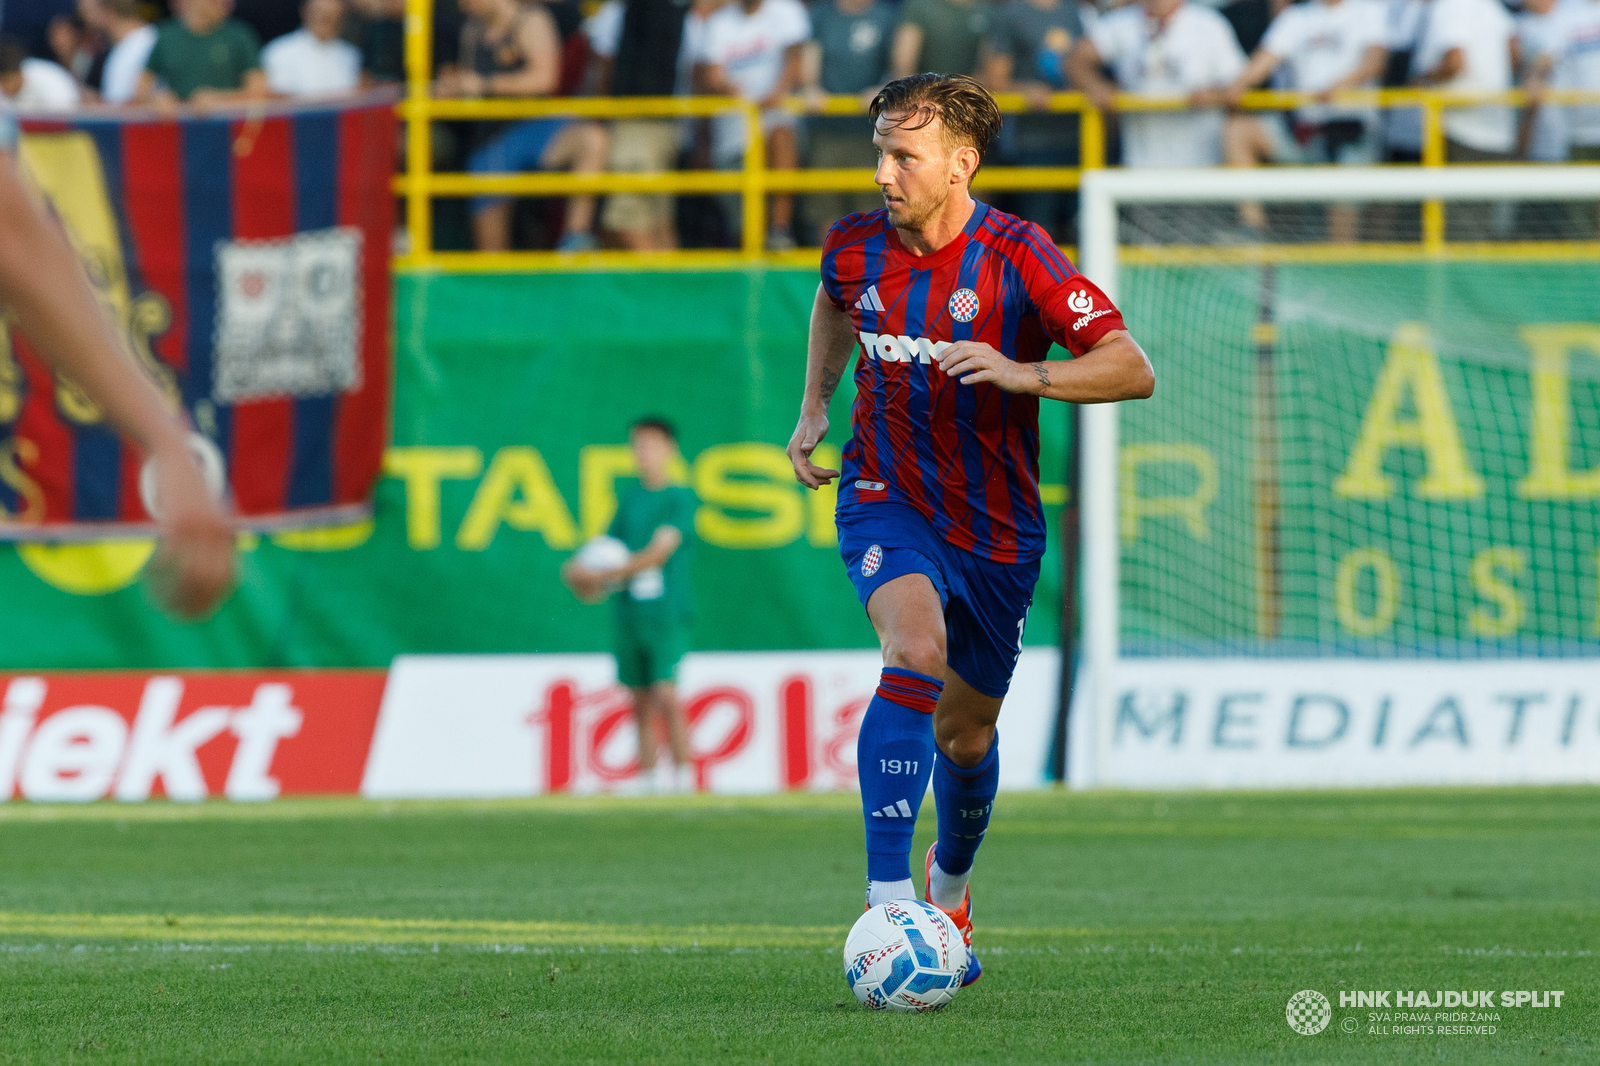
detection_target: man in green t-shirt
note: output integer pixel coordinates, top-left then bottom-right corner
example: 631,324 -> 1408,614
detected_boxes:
562,418 -> 697,793
890,0 -> 993,80
137,0 -> 268,108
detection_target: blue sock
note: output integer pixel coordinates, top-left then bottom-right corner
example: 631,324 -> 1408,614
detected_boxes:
858,667 -> 941,882
933,733 -> 998,879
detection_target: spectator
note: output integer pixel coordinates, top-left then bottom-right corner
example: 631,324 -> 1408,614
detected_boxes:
1410,0 -> 1515,164
1380,0 -> 1426,163
1536,0 -> 1600,165
137,0 -> 269,107
694,0 -> 810,251
1220,0 -> 1288,56
0,36 -> 82,110
587,0 -> 702,251
890,0 -> 992,80
344,0 -> 405,84
1068,0 -> 1247,168
438,0 -> 608,252
48,14 -> 96,87
262,0 -> 362,97
980,0 -> 1083,241
78,0 -> 156,105
1219,0 -> 1388,241
800,0 -> 896,243
1529,0 -> 1600,233
1516,0 -> 1569,163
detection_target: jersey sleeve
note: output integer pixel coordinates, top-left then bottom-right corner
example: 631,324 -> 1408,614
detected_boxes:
819,218 -> 855,311
1014,222 -> 1128,356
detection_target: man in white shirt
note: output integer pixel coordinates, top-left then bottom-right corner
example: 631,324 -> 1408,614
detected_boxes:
1067,0 -> 1247,168
1525,0 -> 1600,233
262,0 -> 363,98
1412,0 -> 1515,161
1529,0 -> 1600,162
0,40 -> 81,111
1218,0 -> 1388,239
693,0 -> 810,250
1516,0 -> 1569,163
79,0 -> 157,105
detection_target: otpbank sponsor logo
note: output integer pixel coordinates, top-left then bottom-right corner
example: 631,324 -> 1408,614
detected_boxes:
0,673 -> 385,801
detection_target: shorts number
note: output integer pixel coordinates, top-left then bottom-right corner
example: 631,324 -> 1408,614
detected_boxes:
879,759 -> 919,774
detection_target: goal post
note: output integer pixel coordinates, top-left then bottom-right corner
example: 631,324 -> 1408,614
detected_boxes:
1072,165 -> 1600,791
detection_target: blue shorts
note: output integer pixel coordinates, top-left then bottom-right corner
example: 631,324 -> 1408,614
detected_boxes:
836,503 -> 1040,698
467,118 -> 571,215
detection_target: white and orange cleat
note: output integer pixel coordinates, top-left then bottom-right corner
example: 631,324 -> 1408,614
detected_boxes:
924,843 -> 981,986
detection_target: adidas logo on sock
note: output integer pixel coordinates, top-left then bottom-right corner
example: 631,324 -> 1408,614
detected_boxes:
870,799 -> 915,818
853,285 -> 885,313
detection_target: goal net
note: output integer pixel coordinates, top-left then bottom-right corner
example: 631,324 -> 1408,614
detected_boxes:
1071,166 -> 1600,790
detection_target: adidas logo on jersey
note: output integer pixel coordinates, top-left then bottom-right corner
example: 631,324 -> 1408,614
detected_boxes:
858,331 -> 952,365
854,285 -> 885,312
870,799 -> 915,818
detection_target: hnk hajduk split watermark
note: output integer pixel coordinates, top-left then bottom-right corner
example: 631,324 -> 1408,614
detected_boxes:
1286,988 -> 1565,1037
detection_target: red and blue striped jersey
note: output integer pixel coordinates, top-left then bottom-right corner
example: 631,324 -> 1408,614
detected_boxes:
821,201 -> 1127,565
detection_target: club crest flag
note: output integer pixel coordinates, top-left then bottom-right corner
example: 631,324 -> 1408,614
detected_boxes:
0,95 -> 396,535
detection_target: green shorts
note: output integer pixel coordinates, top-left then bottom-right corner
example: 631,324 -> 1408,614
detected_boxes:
613,614 -> 690,688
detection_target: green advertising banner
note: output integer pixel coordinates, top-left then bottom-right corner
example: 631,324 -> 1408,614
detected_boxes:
0,270 -> 1071,668
1120,259 -> 1600,655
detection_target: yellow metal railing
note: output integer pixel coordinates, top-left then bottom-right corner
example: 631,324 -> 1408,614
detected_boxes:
399,0 -> 1600,271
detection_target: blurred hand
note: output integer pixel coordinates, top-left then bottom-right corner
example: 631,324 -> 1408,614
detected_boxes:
561,561 -> 616,605
1023,83 -> 1054,112
786,410 -> 839,489
142,442 -> 235,620
1086,81 -> 1118,112
1190,87 -> 1228,109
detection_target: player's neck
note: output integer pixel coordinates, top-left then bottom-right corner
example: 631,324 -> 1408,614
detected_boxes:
894,193 -> 977,258
639,472 -> 669,492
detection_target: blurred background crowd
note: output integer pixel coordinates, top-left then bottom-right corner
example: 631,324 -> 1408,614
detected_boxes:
3,0 -> 1597,249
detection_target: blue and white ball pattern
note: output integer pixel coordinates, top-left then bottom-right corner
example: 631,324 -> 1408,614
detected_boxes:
843,900 -> 968,1012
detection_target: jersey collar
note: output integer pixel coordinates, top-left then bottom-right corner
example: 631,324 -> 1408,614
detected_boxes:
884,200 -> 989,271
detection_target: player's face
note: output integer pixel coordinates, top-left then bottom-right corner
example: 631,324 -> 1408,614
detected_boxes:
630,428 -> 676,485
872,112 -> 959,231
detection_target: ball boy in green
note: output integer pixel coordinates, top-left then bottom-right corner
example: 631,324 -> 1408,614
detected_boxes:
563,418 -> 697,793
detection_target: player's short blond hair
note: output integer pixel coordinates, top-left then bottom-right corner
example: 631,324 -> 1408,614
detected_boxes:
868,74 -> 1003,177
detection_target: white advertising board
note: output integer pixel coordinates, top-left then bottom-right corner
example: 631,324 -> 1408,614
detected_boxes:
362,649 -> 1060,798
1072,658 -> 1600,789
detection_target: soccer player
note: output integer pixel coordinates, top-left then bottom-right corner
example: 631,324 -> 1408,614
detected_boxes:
785,73 -> 1152,985
0,144 -> 234,617
562,418 -> 697,793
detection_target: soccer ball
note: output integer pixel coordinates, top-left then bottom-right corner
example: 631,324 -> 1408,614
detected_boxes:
843,900 -> 968,1012
575,535 -> 630,575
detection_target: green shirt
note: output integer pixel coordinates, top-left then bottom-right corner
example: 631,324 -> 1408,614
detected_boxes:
897,0 -> 993,78
608,483 -> 696,625
145,18 -> 261,100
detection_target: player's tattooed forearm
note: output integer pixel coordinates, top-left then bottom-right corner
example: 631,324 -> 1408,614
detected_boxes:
1032,363 -> 1051,392
818,367 -> 841,402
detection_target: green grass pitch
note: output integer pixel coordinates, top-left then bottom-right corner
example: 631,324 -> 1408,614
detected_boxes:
1,789 -> 1596,1064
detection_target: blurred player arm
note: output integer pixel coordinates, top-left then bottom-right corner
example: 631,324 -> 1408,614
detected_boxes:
786,283 -> 853,489
0,155 -> 235,617
937,330 -> 1153,403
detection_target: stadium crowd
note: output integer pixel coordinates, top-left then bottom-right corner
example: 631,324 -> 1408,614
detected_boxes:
3,0 -> 1598,248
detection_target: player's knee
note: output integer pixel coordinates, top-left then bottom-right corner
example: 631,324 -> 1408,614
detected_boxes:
936,723 -> 994,769
882,633 -> 945,680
